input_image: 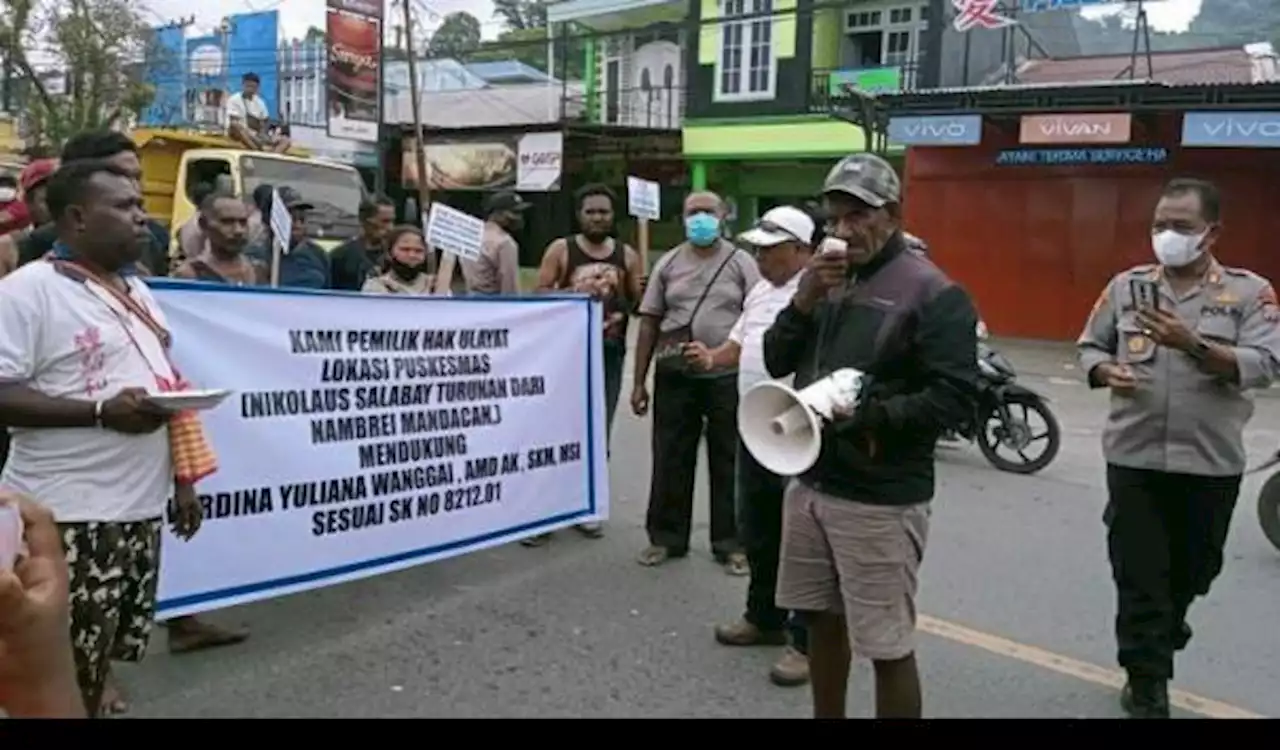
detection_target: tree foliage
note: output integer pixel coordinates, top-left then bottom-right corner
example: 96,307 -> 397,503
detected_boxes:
1188,0 -> 1280,48
0,0 -> 165,149
429,11 -> 482,59
491,0 -> 547,32
468,0 -> 584,80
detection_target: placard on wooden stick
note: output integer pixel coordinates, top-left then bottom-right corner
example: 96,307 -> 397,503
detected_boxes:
626,176 -> 660,273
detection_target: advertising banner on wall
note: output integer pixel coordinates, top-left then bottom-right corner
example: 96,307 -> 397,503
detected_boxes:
326,7 -> 382,143
401,132 -> 564,192
148,11 -> 280,130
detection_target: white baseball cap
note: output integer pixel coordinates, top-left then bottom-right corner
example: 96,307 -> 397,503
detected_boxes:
738,206 -> 816,248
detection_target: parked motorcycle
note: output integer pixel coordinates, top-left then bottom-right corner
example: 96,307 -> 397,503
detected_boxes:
944,323 -> 1062,474
1248,451 -> 1280,552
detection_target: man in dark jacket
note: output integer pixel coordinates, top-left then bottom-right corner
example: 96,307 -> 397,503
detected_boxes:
762,153 -> 980,719
247,186 -> 331,288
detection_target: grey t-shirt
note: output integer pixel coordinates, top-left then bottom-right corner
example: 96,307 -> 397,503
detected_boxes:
640,239 -> 760,353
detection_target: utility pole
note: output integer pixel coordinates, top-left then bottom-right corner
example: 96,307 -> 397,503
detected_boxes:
401,0 -> 436,278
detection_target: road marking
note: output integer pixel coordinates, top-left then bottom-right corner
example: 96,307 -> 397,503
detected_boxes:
918,615 -> 1264,719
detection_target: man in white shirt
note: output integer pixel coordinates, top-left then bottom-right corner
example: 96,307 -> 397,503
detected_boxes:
683,205 -> 816,688
225,72 -> 290,153
0,159 -> 203,717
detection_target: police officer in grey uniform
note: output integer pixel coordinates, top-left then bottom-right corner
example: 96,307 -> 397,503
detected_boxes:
1077,177 -> 1280,719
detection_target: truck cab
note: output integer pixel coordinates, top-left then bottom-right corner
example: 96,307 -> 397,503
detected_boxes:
132,128 -> 368,258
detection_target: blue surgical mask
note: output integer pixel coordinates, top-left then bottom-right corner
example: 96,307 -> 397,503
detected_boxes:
684,212 -> 720,246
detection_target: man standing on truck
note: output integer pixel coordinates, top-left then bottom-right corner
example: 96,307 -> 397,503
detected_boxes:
226,73 -> 291,154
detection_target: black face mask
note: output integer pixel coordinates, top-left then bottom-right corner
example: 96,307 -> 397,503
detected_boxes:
389,258 -> 423,281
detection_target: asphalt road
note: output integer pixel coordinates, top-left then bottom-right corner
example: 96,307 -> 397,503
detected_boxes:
116,371 -> 1280,719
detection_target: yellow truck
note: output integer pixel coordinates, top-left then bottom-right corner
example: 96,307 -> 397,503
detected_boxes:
131,128 -> 369,257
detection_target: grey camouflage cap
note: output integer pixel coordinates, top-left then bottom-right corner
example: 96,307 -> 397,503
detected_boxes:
822,153 -> 901,208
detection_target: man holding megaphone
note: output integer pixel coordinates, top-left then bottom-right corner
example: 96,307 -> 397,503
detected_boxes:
757,153 -> 981,719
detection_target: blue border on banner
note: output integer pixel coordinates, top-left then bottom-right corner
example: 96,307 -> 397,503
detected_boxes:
148,280 -> 600,613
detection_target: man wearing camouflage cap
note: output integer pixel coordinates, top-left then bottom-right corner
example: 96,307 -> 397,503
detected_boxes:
762,152 -> 981,718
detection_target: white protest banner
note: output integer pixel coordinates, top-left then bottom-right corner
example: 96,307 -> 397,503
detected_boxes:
426,202 -> 484,261
147,282 -> 608,619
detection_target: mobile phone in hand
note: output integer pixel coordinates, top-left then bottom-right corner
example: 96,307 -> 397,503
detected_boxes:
0,502 -> 22,572
1129,278 -> 1160,312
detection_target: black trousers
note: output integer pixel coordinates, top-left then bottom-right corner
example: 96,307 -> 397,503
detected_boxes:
1105,464 -> 1240,681
737,440 -> 808,653
645,371 -> 739,556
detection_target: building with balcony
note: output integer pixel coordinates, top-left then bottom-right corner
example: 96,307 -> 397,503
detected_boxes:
680,0 -> 1082,226
548,0 -> 689,132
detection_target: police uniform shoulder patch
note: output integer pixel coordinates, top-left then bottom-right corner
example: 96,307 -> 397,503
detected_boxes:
1126,264 -> 1158,275
1255,281 -> 1280,323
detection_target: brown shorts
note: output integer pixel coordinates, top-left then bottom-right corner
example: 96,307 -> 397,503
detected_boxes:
775,480 -> 930,662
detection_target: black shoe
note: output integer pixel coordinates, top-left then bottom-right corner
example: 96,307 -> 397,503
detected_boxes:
1121,677 -> 1170,719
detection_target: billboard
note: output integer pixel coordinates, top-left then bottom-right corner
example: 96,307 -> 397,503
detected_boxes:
1019,113 -> 1132,145
141,26 -> 186,126
140,11 -> 280,130
325,7 -> 382,143
400,132 -> 564,192
1181,111 -> 1280,149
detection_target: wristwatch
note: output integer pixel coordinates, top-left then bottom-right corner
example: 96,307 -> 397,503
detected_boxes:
92,400 -> 105,427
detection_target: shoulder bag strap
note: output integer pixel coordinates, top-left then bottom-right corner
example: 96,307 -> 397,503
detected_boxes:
682,246 -> 739,329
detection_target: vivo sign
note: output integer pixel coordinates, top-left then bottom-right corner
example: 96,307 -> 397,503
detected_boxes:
888,115 -> 983,146
1181,111 -> 1280,148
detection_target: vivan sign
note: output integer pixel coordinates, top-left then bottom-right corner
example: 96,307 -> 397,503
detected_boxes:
1020,113 -> 1132,145
888,115 -> 983,146
1181,111 -> 1280,148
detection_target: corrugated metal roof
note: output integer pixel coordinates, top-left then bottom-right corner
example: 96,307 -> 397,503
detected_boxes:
1014,46 -> 1275,87
383,83 -> 584,129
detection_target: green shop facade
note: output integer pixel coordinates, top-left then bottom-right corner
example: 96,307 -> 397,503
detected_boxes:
680,0 -> 906,228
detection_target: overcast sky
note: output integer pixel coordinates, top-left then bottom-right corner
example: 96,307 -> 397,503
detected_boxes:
144,0 -> 1205,41
1079,0 -> 1202,31
142,0 -> 508,41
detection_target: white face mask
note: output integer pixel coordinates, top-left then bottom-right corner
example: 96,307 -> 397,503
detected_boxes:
0,187 -> 16,203
1151,228 -> 1207,268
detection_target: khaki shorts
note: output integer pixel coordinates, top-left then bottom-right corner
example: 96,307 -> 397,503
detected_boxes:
775,480 -> 930,662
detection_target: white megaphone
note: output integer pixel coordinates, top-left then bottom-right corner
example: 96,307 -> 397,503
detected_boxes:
738,368 -> 867,476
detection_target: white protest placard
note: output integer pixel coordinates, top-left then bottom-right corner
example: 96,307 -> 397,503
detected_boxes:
425,202 -> 484,261
626,176 -> 660,221
147,282 -> 609,619
268,188 -> 293,255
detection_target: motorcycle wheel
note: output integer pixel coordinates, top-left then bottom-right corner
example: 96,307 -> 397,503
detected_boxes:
1257,472 -> 1280,552
976,392 -> 1061,475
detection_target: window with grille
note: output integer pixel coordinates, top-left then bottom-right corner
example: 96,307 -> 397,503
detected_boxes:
716,0 -> 775,101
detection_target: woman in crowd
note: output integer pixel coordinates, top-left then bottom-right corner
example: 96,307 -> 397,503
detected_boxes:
362,225 -> 435,295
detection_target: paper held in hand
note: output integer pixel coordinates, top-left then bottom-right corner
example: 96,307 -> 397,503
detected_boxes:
144,389 -> 234,413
